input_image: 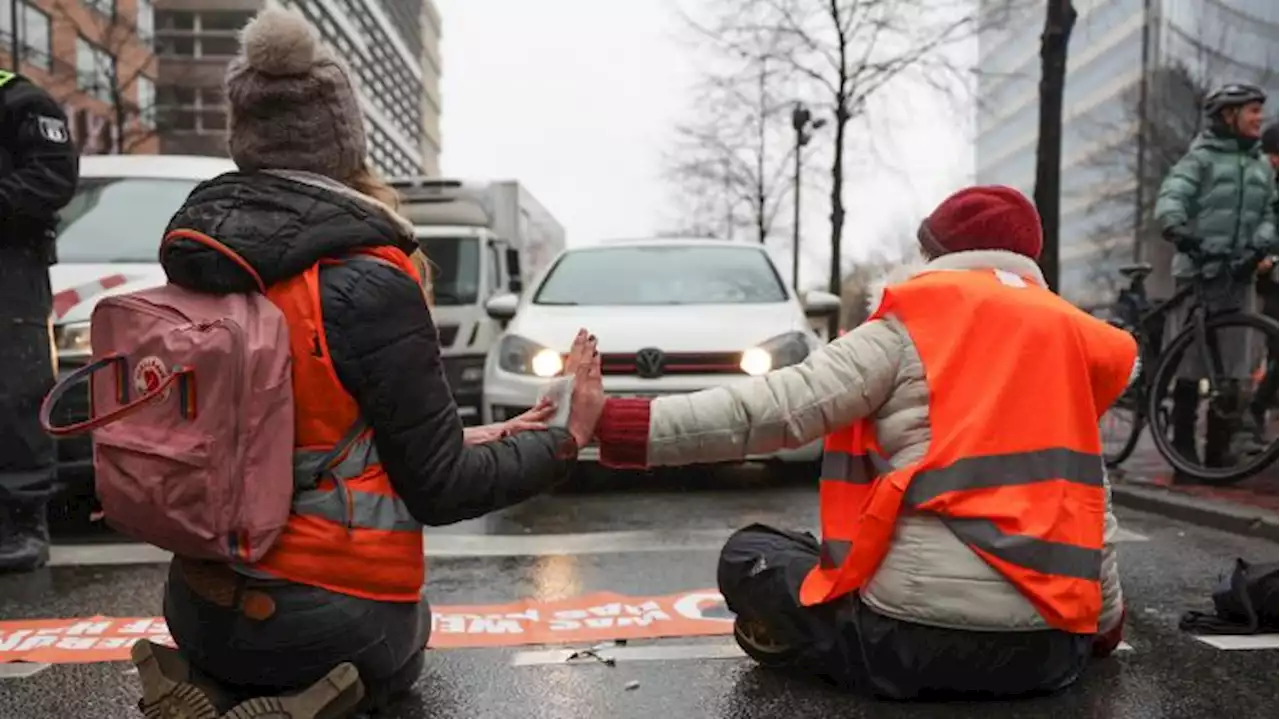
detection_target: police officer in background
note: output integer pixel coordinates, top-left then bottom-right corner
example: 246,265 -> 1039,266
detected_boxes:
0,68 -> 79,572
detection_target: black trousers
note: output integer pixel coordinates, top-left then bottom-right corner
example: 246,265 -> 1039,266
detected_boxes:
717,524 -> 1091,700
163,562 -> 430,712
0,247 -> 54,503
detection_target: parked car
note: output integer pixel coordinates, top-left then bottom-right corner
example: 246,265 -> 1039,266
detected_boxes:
481,238 -> 843,463
48,155 -> 236,493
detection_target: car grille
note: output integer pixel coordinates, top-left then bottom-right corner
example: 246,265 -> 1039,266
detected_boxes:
600,352 -> 743,376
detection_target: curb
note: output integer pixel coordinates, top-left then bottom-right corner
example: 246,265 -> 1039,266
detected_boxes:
1111,483 -> 1278,539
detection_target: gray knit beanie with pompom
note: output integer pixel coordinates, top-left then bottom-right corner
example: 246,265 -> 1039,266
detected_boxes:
224,3 -> 367,180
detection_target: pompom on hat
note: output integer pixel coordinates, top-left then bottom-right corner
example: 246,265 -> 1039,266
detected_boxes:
224,3 -> 367,180
917,185 -> 1044,261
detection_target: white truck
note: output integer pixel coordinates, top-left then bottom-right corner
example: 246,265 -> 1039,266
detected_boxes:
388,177 -> 566,425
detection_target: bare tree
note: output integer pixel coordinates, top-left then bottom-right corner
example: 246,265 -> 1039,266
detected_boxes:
680,0 -> 991,339
48,0 -> 159,154
1079,63 -> 1207,298
662,54 -> 798,245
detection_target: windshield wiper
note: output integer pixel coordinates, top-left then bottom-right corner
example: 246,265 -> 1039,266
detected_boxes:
537,300 -> 578,306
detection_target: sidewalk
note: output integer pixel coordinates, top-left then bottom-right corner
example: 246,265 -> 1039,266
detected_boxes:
1109,438 -> 1278,538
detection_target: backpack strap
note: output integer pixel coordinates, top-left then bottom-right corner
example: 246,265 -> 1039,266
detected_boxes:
162,229 -> 267,293
294,417 -> 370,490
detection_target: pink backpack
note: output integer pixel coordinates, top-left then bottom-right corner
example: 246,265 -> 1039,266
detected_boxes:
41,231 -> 298,563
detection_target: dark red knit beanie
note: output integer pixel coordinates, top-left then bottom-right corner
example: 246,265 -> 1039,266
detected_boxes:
917,185 -> 1044,260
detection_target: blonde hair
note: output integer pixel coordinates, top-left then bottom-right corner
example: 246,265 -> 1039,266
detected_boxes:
345,163 -> 433,305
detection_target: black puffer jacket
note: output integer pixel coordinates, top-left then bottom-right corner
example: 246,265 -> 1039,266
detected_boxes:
160,170 -> 575,525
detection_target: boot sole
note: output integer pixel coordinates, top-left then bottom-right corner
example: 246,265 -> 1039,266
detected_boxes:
221,663 -> 364,719
131,640 -> 219,719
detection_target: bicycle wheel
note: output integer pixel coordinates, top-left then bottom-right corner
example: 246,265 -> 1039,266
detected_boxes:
1147,312 -> 1279,484
1101,388 -> 1145,468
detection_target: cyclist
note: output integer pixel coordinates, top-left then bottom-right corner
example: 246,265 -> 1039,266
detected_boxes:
1248,121 -> 1277,432
1154,83 -> 1277,476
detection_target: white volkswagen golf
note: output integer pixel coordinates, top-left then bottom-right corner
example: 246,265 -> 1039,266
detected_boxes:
481,239 -> 842,464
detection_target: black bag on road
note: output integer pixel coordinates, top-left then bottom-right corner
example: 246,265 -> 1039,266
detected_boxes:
1179,558 -> 1278,635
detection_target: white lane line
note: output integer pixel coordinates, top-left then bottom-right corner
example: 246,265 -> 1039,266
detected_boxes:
1192,634 -> 1279,651
0,662 -> 50,679
512,642 -> 746,666
512,639 -> 1137,667
48,527 -> 1150,567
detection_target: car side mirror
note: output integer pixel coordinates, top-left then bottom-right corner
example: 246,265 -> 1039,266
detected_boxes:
485,292 -> 520,321
802,290 -> 842,318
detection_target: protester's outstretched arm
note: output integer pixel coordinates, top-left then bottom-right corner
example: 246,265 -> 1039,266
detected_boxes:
320,260 -> 577,526
596,319 -> 905,468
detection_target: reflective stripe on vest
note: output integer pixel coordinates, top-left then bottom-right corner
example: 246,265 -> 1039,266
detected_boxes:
291,434 -> 419,533
816,447 -> 1106,578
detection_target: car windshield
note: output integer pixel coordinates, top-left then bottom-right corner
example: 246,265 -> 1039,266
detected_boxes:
419,236 -> 480,305
534,245 -> 788,305
56,177 -> 200,263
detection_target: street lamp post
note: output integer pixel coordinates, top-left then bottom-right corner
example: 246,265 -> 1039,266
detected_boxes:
790,103 -> 825,291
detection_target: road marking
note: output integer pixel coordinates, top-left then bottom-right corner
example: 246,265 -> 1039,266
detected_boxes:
1192,634 -> 1279,651
512,639 -> 1137,667
512,641 -> 746,666
48,527 -> 1149,567
0,662 -> 50,679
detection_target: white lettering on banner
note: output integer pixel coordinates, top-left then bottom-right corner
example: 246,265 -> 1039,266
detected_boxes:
550,603 -> 671,631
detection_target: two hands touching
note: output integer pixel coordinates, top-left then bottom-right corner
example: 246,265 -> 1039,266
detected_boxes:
462,329 -> 606,450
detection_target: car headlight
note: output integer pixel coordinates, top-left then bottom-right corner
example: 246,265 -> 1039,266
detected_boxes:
54,321 -> 91,358
740,331 -> 818,376
497,334 -> 564,378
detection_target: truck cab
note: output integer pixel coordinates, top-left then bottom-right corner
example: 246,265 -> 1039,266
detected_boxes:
391,178 -> 528,425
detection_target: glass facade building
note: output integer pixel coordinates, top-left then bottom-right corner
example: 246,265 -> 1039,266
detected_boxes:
976,0 -> 1278,307
155,0 -> 441,177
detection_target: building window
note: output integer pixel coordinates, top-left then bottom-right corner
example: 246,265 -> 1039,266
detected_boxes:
157,83 -> 227,135
1,2 -> 53,71
155,10 -> 247,58
136,0 -> 155,44
85,0 -> 116,18
76,36 -> 117,103
20,2 -> 51,71
135,74 -> 156,129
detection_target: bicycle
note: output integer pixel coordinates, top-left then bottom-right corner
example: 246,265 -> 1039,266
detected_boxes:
1100,252 -> 1278,485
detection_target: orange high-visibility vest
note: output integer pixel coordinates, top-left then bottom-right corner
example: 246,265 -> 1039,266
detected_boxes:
248,246 -> 426,602
799,268 -> 1137,634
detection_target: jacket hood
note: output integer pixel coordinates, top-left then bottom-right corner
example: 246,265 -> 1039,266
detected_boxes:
161,170 -> 417,294
866,249 -> 1047,315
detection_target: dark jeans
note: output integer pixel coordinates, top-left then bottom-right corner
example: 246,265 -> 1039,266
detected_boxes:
163,561 -> 430,712
717,524 -> 1091,700
0,252 -> 54,504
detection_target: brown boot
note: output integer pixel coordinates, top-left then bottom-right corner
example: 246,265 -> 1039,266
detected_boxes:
131,640 -> 223,719
220,663 -> 365,719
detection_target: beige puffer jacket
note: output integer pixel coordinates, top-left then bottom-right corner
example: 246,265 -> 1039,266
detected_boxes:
644,250 -> 1125,635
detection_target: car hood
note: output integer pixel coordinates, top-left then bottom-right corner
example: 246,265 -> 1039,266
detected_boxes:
51,263 -> 166,324
506,302 -> 812,353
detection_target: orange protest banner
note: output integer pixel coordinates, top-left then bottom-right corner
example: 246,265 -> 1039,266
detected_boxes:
0,589 -> 734,665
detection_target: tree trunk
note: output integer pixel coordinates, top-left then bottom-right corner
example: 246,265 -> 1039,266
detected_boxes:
756,58 -> 768,244
1032,0 -> 1077,294
827,100 -> 849,335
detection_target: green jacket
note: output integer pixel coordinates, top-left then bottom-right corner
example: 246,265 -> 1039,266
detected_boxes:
1154,129 -> 1278,279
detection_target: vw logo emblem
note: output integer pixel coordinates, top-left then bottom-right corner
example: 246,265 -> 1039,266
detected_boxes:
634,347 -> 665,379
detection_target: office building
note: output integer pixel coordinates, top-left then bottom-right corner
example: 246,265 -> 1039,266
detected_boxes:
1,0 -> 159,154
976,0 -> 1279,306
153,0 -> 442,176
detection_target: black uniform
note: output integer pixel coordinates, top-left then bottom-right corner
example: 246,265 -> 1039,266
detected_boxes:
0,69 -> 78,571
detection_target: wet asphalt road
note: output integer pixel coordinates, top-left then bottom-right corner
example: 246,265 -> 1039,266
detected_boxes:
1,469 -> 1277,719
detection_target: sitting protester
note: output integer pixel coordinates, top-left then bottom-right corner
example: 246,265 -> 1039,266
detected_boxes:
130,7 -> 604,719
594,186 -> 1134,699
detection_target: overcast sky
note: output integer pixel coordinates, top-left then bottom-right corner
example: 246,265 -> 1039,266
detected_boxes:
435,0 -> 977,286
